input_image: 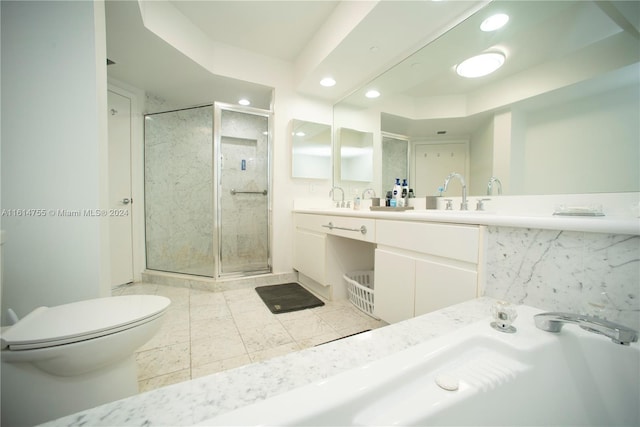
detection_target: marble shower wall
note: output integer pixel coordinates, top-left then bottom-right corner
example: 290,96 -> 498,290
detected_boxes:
484,226 -> 640,330
219,109 -> 269,274
144,106 -> 215,276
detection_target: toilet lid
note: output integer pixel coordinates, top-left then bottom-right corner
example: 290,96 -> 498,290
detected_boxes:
1,295 -> 171,350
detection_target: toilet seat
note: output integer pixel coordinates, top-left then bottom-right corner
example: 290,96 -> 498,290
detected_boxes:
1,295 -> 170,351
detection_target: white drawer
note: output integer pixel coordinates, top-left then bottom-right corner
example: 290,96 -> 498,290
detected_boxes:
376,220 -> 479,263
294,213 -> 327,233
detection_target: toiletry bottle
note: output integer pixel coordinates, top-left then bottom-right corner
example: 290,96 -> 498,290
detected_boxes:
401,179 -> 408,199
385,191 -> 392,207
393,178 -> 401,207
353,189 -> 361,210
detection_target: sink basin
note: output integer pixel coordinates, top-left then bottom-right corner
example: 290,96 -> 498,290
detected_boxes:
200,305 -> 639,426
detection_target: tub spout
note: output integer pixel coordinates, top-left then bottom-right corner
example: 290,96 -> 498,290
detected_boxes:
534,312 -> 638,345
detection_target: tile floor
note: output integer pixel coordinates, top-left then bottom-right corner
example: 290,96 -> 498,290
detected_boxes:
114,282 -> 387,393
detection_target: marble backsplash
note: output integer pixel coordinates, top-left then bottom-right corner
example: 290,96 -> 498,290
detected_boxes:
484,226 -> 640,330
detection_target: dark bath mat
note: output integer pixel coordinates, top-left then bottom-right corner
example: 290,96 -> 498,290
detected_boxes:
255,283 -> 324,314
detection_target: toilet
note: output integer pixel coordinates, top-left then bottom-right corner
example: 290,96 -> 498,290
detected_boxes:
1,294 -> 170,426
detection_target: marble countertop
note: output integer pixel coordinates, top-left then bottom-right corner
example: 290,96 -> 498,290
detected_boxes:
293,207 -> 640,235
42,297 -> 499,427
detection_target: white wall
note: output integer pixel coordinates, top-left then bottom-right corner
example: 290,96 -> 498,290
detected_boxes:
467,80 -> 639,197
515,84 -> 639,194
270,91 -> 333,274
0,1 -> 110,324
292,154 -> 331,180
468,118 -> 493,196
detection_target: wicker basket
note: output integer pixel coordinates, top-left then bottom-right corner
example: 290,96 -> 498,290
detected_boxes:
343,270 -> 378,319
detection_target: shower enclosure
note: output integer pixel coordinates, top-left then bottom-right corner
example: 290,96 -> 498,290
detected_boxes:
144,102 -> 271,278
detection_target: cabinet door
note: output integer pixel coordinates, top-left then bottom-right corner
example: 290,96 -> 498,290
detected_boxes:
414,259 -> 477,316
374,248 -> 415,323
293,230 -> 326,285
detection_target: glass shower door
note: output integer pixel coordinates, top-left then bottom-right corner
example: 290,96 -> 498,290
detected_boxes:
144,105 -> 215,277
215,104 -> 271,276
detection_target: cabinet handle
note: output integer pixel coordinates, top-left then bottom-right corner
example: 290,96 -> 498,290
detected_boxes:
322,222 -> 367,235
231,189 -> 267,195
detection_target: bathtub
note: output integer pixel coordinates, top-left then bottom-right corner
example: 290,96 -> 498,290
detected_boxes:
201,305 -> 639,426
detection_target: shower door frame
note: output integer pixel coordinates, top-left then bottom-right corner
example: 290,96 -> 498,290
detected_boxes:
213,102 -> 273,278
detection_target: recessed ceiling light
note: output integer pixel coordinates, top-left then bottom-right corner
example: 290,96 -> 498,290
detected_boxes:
481,13 -> 509,32
320,77 -> 336,87
456,52 -> 505,78
365,89 -> 380,99
238,99 -> 250,106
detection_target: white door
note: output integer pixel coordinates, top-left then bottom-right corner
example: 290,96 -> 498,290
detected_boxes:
108,90 -> 134,286
413,143 -> 467,197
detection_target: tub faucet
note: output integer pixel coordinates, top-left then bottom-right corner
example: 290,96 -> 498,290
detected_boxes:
487,176 -> 502,196
443,172 -> 468,210
534,312 -> 638,346
329,186 -> 345,207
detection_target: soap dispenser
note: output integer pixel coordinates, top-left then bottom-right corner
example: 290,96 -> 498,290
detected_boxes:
392,178 -> 401,199
392,178 -> 402,207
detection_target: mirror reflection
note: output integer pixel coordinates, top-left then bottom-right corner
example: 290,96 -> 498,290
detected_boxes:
334,0 -> 639,197
382,133 -> 409,197
291,120 -> 332,180
338,128 -> 374,183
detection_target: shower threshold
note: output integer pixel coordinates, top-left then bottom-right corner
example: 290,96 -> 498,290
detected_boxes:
140,269 -> 297,293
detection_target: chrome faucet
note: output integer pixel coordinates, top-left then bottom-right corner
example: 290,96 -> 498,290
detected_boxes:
361,188 -> 376,199
534,312 -> 638,346
443,172 -> 468,210
329,186 -> 345,207
487,176 -> 502,196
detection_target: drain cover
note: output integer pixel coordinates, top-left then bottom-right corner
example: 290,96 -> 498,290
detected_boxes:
435,374 -> 459,391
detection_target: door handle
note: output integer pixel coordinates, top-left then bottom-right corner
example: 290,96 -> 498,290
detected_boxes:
122,198 -> 131,205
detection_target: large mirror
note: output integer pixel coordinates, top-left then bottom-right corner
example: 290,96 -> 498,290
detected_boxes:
333,0 -> 639,198
337,127 -> 374,183
291,120 -> 332,180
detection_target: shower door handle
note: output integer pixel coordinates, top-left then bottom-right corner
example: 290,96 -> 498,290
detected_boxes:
122,198 -> 131,205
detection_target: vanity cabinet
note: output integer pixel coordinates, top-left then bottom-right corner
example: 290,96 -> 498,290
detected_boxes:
374,248 -> 415,323
293,213 -> 482,313
293,214 -> 328,285
374,220 -> 481,323
293,213 -> 375,300
414,257 -> 478,316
